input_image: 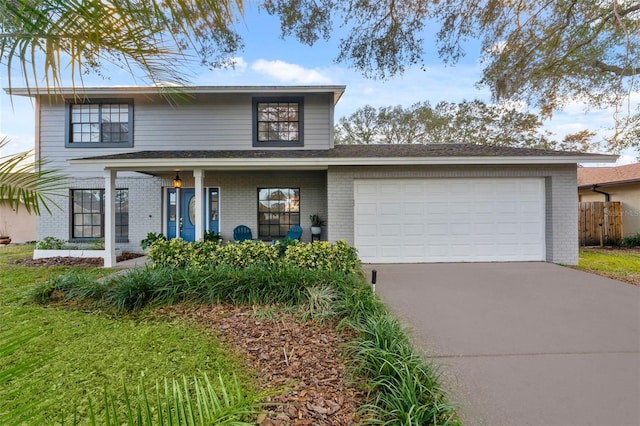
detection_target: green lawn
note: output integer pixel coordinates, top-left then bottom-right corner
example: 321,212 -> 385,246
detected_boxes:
575,248 -> 640,286
0,244 -> 257,424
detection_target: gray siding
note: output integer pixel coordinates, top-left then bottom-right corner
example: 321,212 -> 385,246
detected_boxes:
38,92 -> 334,177
326,164 -> 579,265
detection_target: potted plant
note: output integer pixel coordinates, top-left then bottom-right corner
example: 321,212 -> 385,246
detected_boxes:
310,214 -> 325,236
0,223 -> 10,245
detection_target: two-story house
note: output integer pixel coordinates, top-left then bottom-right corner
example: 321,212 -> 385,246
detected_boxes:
7,85 -> 614,266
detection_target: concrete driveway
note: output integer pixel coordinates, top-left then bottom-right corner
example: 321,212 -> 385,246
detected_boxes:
365,262 -> 640,426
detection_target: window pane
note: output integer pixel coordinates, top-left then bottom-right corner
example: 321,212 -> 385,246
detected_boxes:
257,187 -> 300,238
256,101 -> 300,143
71,189 -> 128,239
70,103 -> 129,144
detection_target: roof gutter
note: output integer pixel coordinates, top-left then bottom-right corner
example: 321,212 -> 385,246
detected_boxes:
69,154 -> 617,169
590,185 -> 611,202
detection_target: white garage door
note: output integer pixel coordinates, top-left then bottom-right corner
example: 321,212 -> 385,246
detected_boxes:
354,178 -> 546,263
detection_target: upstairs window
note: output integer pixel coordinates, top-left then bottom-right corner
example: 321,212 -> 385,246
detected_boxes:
66,100 -> 133,147
253,97 -> 303,147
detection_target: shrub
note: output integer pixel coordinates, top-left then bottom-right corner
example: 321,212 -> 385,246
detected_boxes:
273,237 -> 300,257
140,232 -> 167,250
147,238 -> 217,268
29,270 -> 104,304
301,285 -> 337,320
346,314 -> 459,425
214,240 -> 279,268
88,238 -> 105,250
284,240 -> 361,275
148,239 -> 362,275
621,233 -> 640,247
35,236 -> 67,250
102,267 -> 170,311
31,264 -> 363,311
29,247 -> 459,424
203,230 -> 223,243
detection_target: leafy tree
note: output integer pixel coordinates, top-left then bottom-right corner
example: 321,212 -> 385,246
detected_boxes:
335,100 -> 597,151
0,138 -> 66,214
3,1 -> 636,150
264,0 -> 639,150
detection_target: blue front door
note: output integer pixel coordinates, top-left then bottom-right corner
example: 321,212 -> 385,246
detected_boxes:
180,188 -> 196,241
167,188 -> 218,241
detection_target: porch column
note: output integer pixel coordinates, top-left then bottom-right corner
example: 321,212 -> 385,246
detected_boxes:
103,169 -> 116,267
175,187 -> 181,239
194,168 -> 204,240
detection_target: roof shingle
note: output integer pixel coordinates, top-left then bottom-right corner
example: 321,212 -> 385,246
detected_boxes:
78,143 -> 610,161
577,163 -> 640,187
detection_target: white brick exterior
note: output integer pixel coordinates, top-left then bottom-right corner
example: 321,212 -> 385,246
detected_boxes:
201,170 -> 327,242
38,175 -> 162,253
326,164 -> 579,265
39,171 -> 327,252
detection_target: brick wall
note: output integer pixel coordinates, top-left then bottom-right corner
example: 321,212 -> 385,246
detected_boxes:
37,175 -> 161,253
39,165 -> 579,264
202,170 -> 327,242
37,171 -> 327,251
327,164 -> 579,265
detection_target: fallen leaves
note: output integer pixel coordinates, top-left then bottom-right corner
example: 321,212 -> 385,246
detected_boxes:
160,304 -> 366,425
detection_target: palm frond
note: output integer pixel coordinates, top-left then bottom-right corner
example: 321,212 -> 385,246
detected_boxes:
0,137 -> 67,215
0,0 -> 245,95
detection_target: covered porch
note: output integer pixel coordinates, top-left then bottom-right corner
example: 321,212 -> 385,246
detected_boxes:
99,166 -> 328,267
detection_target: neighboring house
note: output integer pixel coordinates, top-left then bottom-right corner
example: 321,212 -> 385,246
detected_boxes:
578,163 -> 640,237
6,86 -> 615,266
0,201 -> 36,243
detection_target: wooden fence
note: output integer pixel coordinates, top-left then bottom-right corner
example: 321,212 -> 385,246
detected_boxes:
578,201 -> 622,246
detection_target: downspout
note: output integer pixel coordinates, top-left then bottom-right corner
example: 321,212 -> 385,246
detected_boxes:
590,185 -> 610,202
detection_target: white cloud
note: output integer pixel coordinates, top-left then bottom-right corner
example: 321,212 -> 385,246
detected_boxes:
227,57 -> 248,72
616,154 -> 638,165
251,59 -> 332,84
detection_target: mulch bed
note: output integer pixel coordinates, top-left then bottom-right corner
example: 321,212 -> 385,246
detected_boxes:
12,253 -> 144,267
158,305 -> 366,425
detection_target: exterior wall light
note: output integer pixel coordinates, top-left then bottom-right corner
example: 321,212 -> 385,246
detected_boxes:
173,173 -> 182,188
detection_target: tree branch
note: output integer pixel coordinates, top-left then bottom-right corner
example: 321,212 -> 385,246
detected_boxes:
593,60 -> 640,76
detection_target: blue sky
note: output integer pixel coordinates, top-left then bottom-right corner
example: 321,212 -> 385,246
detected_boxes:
1,5 -> 636,163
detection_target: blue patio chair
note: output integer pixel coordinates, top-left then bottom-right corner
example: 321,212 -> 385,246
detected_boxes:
273,225 -> 303,244
284,225 -> 303,241
233,225 -> 253,242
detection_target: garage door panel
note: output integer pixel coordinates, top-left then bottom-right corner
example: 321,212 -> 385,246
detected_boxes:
354,178 -> 545,263
379,183 -> 400,195
356,224 -> 378,237
403,202 -> 424,215
404,182 -> 426,195
356,201 -> 377,215
380,224 -> 401,236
